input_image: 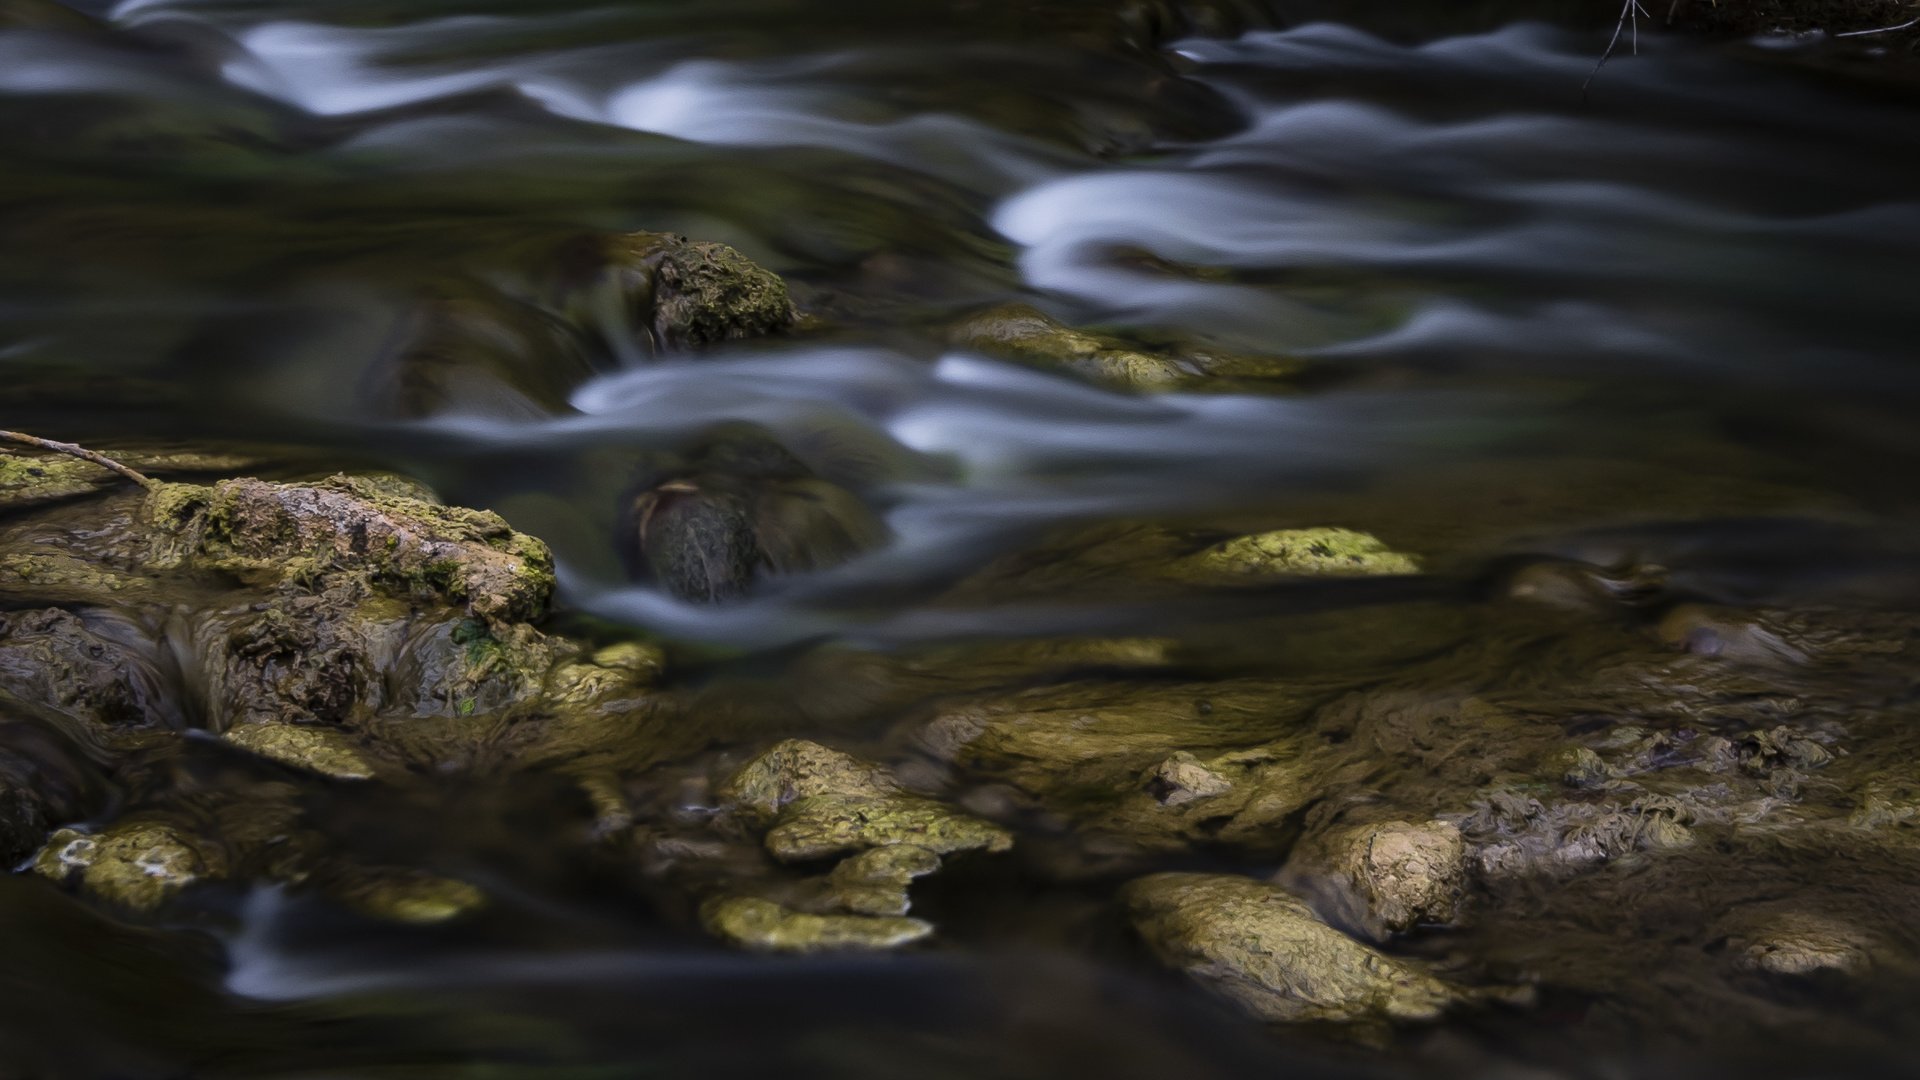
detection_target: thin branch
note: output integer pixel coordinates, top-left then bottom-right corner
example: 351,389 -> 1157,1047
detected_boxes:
0,429 -> 157,489
1584,0 -> 1654,102
1836,15 -> 1920,36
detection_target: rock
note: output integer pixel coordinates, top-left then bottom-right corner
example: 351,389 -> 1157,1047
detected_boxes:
617,429 -> 886,603
33,821 -> 225,911
568,232 -> 796,352
764,792 -> 1013,862
700,896 -> 932,953
1290,820 -> 1468,941
718,739 -> 903,827
948,303 -> 1299,392
823,844 -> 943,917
0,450 -> 117,509
1717,909 -> 1878,979
145,475 -> 556,626
363,283 -> 597,420
1171,527 -> 1419,581
333,869 -> 487,924
1551,746 -> 1612,789
917,679 -> 1338,854
0,608 -> 160,729
223,721 -> 377,780
1122,873 -> 1466,1023
1144,751 -> 1233,807
950,303 -> 1191,389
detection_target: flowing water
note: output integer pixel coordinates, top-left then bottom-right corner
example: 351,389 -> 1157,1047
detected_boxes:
6,0 -> 1920,1075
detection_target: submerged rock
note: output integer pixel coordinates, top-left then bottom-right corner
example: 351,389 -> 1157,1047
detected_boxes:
332,869 -> 488,924
363,282 -> 597,420
1718,910 -> 1878,979
0,608 -> 160,730
717,738 -> 903,826
719,738 -> 1011,863
700,896 -> 933,953
948,303 -> 1299,392
223,720 -> 377,780
917,679 -> 1339,854
1,450 -> 118,509
1171,527 -> 1420,581
33,821 -> 226,911
765,793 -> 1013,862
697,741 -> 1008,951
617,428 -> 886,603
1286,820 -> 1467,941
823,844 -> 943,917
1122,873 -> 1469,1024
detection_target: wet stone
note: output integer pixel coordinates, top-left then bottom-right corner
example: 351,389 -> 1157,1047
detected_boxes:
1294,820 -> 1468,941
1122,873 -> 1468,1024
1171,527 -> 1420,581
33,821 -> 225,911
717,739 -> 904,827
764,792 -> 1013,863
701,896 -> 933,953
1144,751 -> 1233,807
223,721 -> 377,780
0,608 -> 157,729
823,844 -> 943,917
595,232 -> 797,351
144,475 -> 555,626
334,869 -> 488,924
1719,910 -> 1878,979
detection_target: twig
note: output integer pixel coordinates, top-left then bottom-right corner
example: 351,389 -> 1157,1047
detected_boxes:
0,429 -> 156,489
1584,0 -> 1654,102
1836,15 -> 1920,36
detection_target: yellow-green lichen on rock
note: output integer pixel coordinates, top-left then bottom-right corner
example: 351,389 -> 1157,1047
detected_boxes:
1172,527 -> 1420,581
701,896 -> 933,953
764,793 -> 1012,862
950,303 -> 1192,390
948,303 -> 1301,392
717,738 -> 904,828
597,231 -> 797,351
333,869 -> 488,924
142,476 -> 555,625
0,451 -> 117,509
223,721 -> 377,780
1122,872 -> 1468,1024
823,844 -> 943,917
33,821 -> 225,911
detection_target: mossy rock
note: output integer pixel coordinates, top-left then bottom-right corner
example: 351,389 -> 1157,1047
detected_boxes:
332,869 -> 487,924
567,232 -> 796,353
949,303 -> 1300,392
33,821 -> 226,911
1170,528 -> 1420,581
0,451 -> 117,509
701,896 -> 932,953
144,475 -> 555,625
718,739 -> 903,827
823,844 -> 943,917
223,721 -> 377,780
764,792 -> 1013,863
1122,873 -> 1471,1024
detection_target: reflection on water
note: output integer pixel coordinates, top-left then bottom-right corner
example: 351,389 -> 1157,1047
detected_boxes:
6,0 -> 1920,1074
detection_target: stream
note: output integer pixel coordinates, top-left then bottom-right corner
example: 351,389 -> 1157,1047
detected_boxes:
5,0 -> 1920,1075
